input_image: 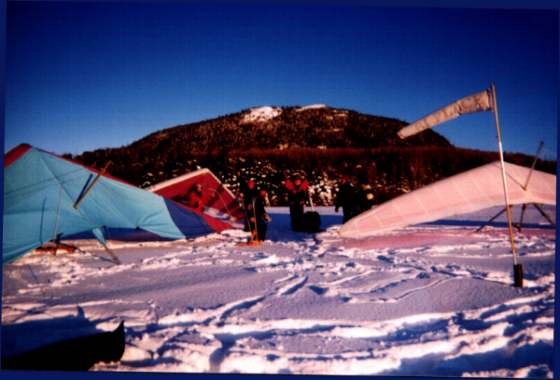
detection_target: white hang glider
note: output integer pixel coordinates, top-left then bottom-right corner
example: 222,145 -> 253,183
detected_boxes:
339,161 -> 556,239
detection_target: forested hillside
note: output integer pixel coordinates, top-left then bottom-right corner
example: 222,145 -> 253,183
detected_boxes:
71,105 -> 555,205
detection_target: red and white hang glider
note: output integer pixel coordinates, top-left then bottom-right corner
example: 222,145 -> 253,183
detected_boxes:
148,168 -> 245,232
339,161 -> 556,238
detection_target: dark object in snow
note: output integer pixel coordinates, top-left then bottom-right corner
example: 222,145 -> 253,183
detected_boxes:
514,264 -> 523,288
2,321 -> 126,371
300,211 -> 321,233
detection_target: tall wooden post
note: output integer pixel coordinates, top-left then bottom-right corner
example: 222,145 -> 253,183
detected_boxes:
491,83 -> 522,287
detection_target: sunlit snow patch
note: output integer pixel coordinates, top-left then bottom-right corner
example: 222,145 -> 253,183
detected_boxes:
241,106 -> 282,124
296,104 -> 327,112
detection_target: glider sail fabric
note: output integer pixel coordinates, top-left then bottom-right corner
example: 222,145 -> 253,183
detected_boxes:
339,161 -> 556,239
398,89 -> 493,139
148,168 -> 244,231
3,144 -> 213,263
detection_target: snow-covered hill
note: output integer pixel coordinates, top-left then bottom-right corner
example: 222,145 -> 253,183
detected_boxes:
2,206 -> 555,376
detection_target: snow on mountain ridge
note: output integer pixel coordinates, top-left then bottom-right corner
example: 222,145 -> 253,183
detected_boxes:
241,106 -> 282,124
297,104 -> 328,112
240,104 -> 330,123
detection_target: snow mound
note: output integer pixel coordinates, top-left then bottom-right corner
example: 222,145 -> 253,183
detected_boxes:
241,106 -> 282,124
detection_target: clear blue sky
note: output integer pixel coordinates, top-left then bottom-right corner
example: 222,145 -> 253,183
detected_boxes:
5,2 -> 558,159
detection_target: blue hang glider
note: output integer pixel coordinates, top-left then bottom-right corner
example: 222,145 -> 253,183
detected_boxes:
3,144 -> 213,263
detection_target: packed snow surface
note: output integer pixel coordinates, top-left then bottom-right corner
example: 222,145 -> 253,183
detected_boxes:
2,206 -> 555,377
241,106 -> 282,124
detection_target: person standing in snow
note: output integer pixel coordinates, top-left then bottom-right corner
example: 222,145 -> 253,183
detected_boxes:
335,176 -> 358,223
240,178 -> 260,237
284,174 -> 309,231
241,178 -> 259,208
251,189 -> 271,242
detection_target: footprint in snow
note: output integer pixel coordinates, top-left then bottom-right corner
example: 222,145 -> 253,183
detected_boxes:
416,272 -> 431,279
308,285 -> 328,295
377,255 -> 394,264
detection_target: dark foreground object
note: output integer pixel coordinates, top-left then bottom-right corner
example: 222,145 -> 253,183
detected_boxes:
299,211 -> 321,233
2,321 -> 125,371
514,264 -> 524,288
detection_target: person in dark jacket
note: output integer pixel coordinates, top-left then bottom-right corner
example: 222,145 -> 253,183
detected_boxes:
284,175 -> 309,231
240,178 -> 260,236
241,178 -> 259,208
251,189 -> 270,241
355,181 -> 375,215
335,176 -> 358,223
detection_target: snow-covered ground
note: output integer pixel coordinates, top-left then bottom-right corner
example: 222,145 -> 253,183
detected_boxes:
2,206 -> 555,377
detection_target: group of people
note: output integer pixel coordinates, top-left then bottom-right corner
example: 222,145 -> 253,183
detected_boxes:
237,173 -> 312,241
173,172 -> 375,243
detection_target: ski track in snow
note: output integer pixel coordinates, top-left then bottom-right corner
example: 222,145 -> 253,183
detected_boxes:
1,206 -> 555,377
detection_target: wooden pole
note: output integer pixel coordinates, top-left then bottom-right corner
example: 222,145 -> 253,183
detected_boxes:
252,197 -> 259,242
491,83 -> 521,287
